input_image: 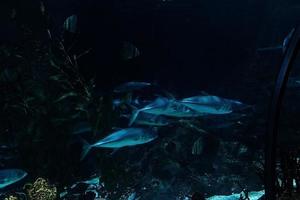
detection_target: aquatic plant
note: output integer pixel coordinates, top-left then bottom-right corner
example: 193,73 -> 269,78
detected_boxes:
0,8 -> 112,188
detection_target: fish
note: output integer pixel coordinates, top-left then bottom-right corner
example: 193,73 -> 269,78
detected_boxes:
180,95 -> 247,115
112,93 -> 137,110
81,177 -> 100,185
287,77 -> 300,88
129,97 -> 201,126
121,41 -> 140,60
70,176 -> 102,189
81,128 -> 158,160
207,190 -> 264,200
192,137 -> 204,155
113,82 -> 152,93
63,15 -> 78,33
0,169 -> 27,189
0,154 -> 16,161
128,192 -> 140,200
131,112 -> 171,127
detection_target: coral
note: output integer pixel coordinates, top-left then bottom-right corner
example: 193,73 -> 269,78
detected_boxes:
24,178 -> 57,200
4,196 -> 19,200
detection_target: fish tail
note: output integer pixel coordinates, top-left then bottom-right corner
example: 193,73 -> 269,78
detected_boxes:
129,109 -> 140,126
80,139 -> 92,161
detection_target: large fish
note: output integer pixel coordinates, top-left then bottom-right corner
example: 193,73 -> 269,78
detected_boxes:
0,169 -> 27,189
180,95 -> 246,115
129,97 -> 201,126
81,128 -> 157,160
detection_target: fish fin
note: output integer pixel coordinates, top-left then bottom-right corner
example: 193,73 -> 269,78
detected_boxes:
220,104 -> 232,113
128,109 -> 140,126
80,139 -> 92,161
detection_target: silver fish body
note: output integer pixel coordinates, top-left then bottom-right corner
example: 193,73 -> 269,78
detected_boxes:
129,97 -> 201,126
180,95 -> 240,114
81,128 -> 157,160
93,128 -> 157,148
0,169 -> 27,189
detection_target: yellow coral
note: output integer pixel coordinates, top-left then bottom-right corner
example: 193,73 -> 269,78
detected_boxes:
25,178 -> 57,200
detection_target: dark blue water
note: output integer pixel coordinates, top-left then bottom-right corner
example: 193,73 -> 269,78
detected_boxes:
1,0 -> 300,199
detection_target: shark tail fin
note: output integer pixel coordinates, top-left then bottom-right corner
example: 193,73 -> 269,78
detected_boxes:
80,139 -> 92,161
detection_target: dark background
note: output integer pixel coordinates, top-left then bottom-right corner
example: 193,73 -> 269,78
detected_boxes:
1,0 -> 300,96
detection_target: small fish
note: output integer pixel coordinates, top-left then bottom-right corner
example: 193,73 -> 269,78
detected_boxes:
192,137 -> 204,155
128,192 -> 140,200
129,97 -> 201,126
114,82 -> 152,93
81,177 -> 101,185
287,77 -> 300,88
0,144 -> 17,150
207,190 -> 264,200
0,169 -> 27,189
40,1 -> 46,15
81,128 -> 157,160
63,15 -> 78,33
70,177 -> 101,189
181,95 -> 246,115
121,41 -> 140,60
113,93 -> 135,110
0,154 -> 16,161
